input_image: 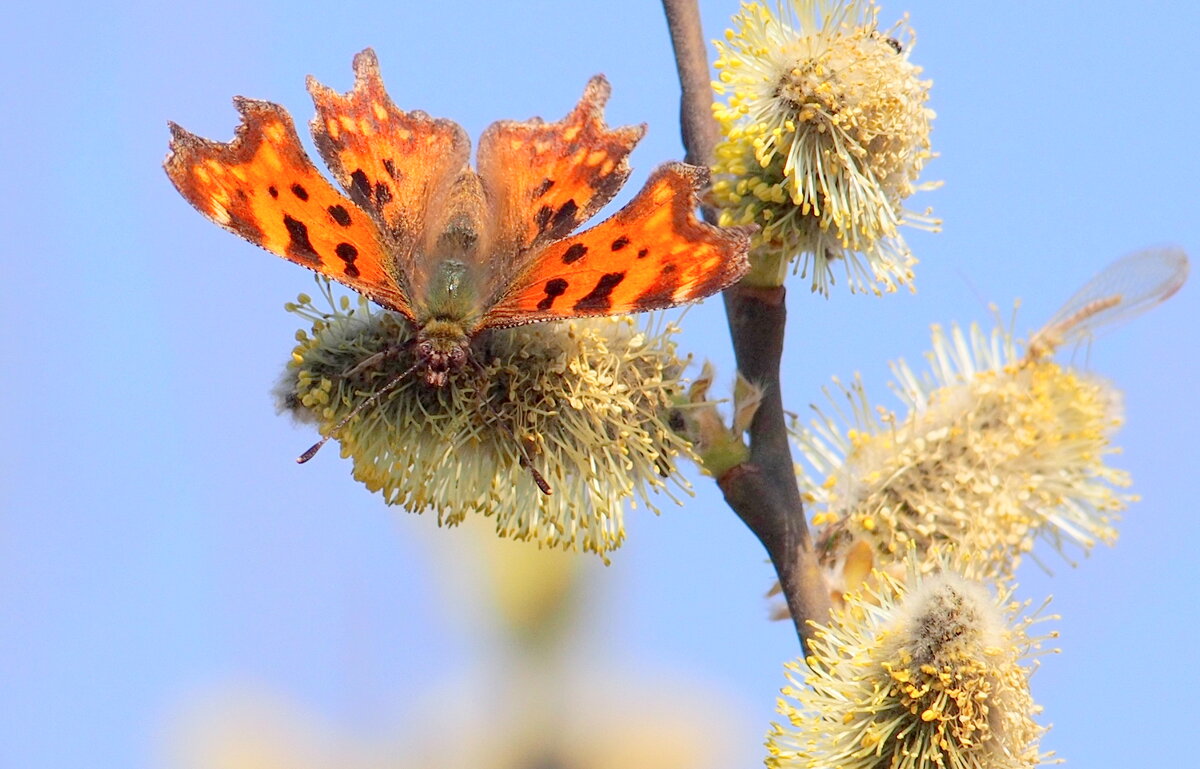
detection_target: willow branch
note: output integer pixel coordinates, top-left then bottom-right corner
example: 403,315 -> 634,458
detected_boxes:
662,0 -> 830,651
661,0 -> 720,171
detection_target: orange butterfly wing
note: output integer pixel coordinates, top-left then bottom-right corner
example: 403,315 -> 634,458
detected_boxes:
483,163 -> 752,328
307,48 -> 471,263
476,75 -> 645,255
164,98 -> 412,317
167,52 -> 752,335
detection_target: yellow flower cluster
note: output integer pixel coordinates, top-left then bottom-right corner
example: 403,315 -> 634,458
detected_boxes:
795,321 -> 1129,581
770,560 -> 1053,769
770,249 -> 1185,767
275,281 -> 696,559
711,0 -> 938,294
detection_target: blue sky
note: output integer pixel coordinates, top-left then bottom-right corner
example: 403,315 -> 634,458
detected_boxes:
3,1 -> 1198,767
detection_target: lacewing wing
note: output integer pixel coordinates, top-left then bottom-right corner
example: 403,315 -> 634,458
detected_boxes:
1026,247 -> 1189,360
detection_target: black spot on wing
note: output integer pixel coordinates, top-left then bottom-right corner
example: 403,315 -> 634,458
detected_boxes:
573,272 -> 625,312
283,214 -> 319,262
335,242 -> 360,278
637,248 -> 649,258
350,169 -> 371,201
267,185 -> 279,199
610,235 -> 631,251
537,278 -> 569,311
551,199 -> 579,230
327,204 -> 352,227
536,199 -> 580,239
290,183 -> 309,201
533,178 -> 555,198
633,279 -> 681,311
383,158 -> 398,180
374,181 -> 392,206
562,243 -> 588,264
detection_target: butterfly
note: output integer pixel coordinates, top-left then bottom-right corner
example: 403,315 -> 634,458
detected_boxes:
164,48 -> 752,394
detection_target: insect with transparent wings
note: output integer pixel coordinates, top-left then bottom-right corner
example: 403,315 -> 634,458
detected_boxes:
1025,247 -> 1189,361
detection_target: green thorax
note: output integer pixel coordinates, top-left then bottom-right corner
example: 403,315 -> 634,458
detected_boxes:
413,259 -> 482,386
420,259 -> 480,327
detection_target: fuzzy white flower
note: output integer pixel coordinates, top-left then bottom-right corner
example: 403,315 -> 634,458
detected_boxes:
712,0 -> 939,294
276,280 -> 696,559
795,320 -> 1130,581
769,556 -> 1055,769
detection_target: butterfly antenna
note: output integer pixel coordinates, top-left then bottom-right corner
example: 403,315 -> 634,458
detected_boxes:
527,457 -> 553,495
296,358 -> 422,464
467,358 -> 552,495
488,403 -> 553,495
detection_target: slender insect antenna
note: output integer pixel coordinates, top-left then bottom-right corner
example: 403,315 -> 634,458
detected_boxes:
489,401 -> 553,495
296,438 -> 328,464
526,460 -> 552,496
296,358 -> 422,464
466,356 -> 553,495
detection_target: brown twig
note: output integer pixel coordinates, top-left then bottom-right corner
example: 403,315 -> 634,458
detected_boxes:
661,0 -> 831,652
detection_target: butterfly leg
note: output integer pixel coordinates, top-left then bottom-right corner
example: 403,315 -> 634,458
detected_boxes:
341,335 -> 416,380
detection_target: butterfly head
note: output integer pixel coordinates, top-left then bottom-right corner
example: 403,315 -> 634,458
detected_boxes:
416,318 -> 472,387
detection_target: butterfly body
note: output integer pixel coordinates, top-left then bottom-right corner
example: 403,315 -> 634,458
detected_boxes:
406,176 -> 497,385
165,49 -> 752,390
414,285 -> 476,388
